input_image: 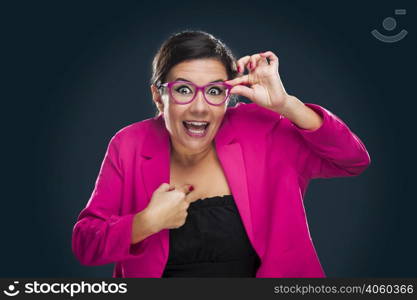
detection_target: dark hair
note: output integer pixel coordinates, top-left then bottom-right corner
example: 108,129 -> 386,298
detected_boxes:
150,30 -> 239,116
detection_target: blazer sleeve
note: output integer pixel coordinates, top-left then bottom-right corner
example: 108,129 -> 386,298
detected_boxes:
72,134 -> 140,266
291,103 -> 371,179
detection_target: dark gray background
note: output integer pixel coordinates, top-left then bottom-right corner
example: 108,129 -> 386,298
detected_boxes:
2,0 -> 416,277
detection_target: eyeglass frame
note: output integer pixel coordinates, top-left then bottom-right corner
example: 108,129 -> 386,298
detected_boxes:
157,80 -> 233,106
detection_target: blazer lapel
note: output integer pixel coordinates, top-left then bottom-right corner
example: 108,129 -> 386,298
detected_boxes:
216,142 -> 255,242
141,116 -> 171,202
140,111 -> 255,261
140,115 -> 171,258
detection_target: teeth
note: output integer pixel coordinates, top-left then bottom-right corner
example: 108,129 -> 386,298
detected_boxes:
183,121 -> 207,135
188,128 -> 205,133
185,121 -> 208,126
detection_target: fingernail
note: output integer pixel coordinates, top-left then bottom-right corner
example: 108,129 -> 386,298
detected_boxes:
237,66 -> 241,73
248,62 -> 252,69
189,185 -> 194,191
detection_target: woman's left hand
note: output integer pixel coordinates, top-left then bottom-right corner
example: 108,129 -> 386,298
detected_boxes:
225,51 -> 290,113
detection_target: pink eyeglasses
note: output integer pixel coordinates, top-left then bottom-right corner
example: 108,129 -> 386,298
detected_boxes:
158,80 -> 233,106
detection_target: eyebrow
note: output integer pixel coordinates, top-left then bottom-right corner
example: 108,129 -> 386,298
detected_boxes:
174,77 -> 225,83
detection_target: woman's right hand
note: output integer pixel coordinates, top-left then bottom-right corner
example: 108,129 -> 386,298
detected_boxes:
144,182 -> 195,232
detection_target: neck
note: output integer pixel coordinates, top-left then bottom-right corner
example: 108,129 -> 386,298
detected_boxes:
171,141 -> 215,168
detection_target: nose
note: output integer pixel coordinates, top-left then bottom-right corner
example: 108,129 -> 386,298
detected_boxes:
189,88 -> 210,111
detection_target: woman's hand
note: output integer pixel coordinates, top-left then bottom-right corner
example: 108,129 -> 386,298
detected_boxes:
225,51 -> 290,113
226,50 -> 324,130
140,183 -> 196,234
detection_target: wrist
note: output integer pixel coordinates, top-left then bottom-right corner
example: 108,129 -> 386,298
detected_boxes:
140,208 -> 160,234
270,94 -> 296,117
132,208 -> 159,244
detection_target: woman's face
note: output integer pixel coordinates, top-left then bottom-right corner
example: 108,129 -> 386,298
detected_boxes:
152,58 -> 229,157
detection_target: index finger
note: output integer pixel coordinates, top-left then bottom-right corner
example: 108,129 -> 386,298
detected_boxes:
175,184 -> 193,196
225,74 -> 250,86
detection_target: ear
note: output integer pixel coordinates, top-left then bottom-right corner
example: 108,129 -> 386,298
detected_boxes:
150,84 -> 164,114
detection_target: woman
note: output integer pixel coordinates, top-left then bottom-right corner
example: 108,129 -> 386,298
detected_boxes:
72,30 -> 371,278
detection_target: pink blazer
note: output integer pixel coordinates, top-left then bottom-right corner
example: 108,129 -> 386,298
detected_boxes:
72,102 -> 371,277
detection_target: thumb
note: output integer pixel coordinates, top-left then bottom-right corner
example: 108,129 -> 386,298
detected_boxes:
230,85 -> 254,99
156,182 -> 176,193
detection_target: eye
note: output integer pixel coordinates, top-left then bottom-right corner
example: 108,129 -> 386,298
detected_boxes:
207,86 -> 223,95
175,85 -> 193,94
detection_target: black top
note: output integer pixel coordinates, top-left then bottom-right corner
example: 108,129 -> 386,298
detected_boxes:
161,194 -> 261,277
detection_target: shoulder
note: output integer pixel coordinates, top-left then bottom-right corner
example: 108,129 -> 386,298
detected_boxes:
226,101 -> 284,135
107,117 -> 155,152
227,101 -> 320,148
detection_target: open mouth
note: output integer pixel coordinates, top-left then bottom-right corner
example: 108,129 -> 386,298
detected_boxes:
182,121 -> 210,137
